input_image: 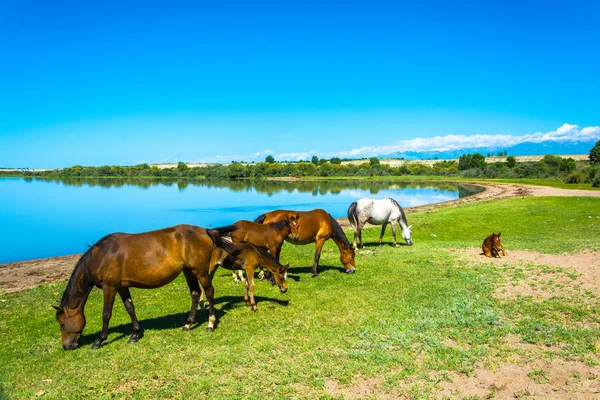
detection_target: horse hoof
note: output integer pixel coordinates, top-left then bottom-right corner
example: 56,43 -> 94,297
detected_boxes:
128,336 -> 138,344
182,325 -> 190,332
206,327 -> 214,333
91,340 -> 102,350
312,274 -> 319,278
252,307 -> 258,312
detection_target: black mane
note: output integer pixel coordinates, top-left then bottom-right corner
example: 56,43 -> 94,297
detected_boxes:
60,234 -> 116,308
329,214 -> 352,250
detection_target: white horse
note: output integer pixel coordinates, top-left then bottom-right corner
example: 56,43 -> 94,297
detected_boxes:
347,198 -> 413,249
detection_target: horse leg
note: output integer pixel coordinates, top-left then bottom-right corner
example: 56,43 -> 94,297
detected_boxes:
92,286 -> 117,349
391,221 -> 398,247
182,269 -> 202,331
312,239 -> 326,277
198,274 -> 217,333
244,265 -> 258,311
117,288 -> 142,344
352,227 -> 359,250
379,223 -> 388,246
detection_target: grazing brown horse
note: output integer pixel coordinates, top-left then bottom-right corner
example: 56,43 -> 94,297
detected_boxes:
482,232 -> 507,258
212,243 -> 289,311
222,218 -> 297,282
254,209 -> 356,277
54,224 -> 234,350
229,219 -> 296,260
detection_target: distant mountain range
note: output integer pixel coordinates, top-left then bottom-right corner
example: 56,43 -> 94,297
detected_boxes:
378,140 -> 596,160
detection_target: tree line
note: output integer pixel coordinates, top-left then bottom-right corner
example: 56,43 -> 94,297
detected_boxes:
4,140 -> 600,187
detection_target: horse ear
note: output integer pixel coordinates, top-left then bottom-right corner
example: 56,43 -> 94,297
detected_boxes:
52,305 -> 63,314
280,263 -> 290,274
295,213 -> 300,219
498,232 -> 501,236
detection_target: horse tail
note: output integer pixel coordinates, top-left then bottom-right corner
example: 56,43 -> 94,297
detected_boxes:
329,213 -> 352,250
347,202 -> 358,228
211,224 -> 238,237
206,227 -> 236,254
254,213 -> 267,224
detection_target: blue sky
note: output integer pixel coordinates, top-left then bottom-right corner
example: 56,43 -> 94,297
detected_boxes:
1,0 -> 599,168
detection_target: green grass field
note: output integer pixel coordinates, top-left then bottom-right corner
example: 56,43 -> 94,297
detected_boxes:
1,197 -> 599,399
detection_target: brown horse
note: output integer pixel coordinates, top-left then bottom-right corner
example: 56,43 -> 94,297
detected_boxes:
54,224 -> 235,350
254,209 -> 356,277
229,219 -> 296,260
482,232 -> 507,258
212,243 -> 289,311
220,218 -> 297,282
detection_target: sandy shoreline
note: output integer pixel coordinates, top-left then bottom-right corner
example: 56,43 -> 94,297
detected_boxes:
1,181 -> 599,293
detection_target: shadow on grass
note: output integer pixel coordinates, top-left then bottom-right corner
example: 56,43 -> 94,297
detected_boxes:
289,265 -> 349,275
78,294 -> 289,348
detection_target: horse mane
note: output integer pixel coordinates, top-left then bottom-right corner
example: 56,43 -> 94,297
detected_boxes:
389,198 -> 407,224
269,219 -> 289,231
60,234 -> 116,308
347,201 -> 358,228
255,246 -> 284,270
254,214 -> 266,224
328,213 -> 352,250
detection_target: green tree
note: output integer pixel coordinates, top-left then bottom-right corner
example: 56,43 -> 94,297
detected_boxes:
265,155 -> 275,164
311,156 -> 319,166
506,156 -> 517,168
227,162 -> 247,179
330,157 -> 342,165
590,140 -> 600,164
369,157 -> 380,166
177,162 -> 189,172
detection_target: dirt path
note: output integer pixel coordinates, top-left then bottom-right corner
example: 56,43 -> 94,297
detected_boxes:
1,182 -> 599,294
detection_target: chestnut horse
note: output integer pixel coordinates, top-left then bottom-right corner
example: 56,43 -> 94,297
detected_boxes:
482,232 -> 507,258
229,219 -> 296,260
254,209 -> 355,277
212,243 -> 290,311
222,218 -> 297,282
54,224 -> 235,350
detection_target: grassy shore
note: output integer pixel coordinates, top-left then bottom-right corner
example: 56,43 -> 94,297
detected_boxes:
1,196 -> 599,398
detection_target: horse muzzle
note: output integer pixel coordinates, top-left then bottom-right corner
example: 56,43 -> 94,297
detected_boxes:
280,287 -> 288,294
346,268 -> 356,274
62,342 -> 78,351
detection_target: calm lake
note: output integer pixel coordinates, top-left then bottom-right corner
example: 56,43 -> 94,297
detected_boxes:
0,178 -> 482,263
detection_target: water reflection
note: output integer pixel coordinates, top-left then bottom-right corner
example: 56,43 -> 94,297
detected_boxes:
31,177 -> 483,198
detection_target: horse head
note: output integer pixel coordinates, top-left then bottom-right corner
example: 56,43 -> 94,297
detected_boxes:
288,213 -> 300,239
272,263 -> 290,293
402,224 -> 413,246
53,305 -> 86,350
491,232 -> 504,252
340,247 -> 356,273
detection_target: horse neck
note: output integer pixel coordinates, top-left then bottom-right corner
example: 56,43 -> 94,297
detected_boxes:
258,253 -> 281,273
329,221 -> 352,253
394,204 -> 409,230
61,262 -> 92,311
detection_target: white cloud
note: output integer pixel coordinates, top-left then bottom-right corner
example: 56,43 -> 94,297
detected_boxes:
336,124 -> 600,159
192,124 -> 600,163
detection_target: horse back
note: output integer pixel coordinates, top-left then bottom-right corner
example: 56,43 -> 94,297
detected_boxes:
92,225 -> 216,288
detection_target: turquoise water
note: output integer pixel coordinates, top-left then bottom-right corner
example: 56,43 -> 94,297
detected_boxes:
0,178 -> 481,263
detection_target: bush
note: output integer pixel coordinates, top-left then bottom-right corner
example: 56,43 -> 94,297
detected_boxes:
593,170 -> 600,188
565,172 -> 585,184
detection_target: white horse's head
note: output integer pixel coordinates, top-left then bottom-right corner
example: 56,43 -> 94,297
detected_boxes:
402,224 -> 413,246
